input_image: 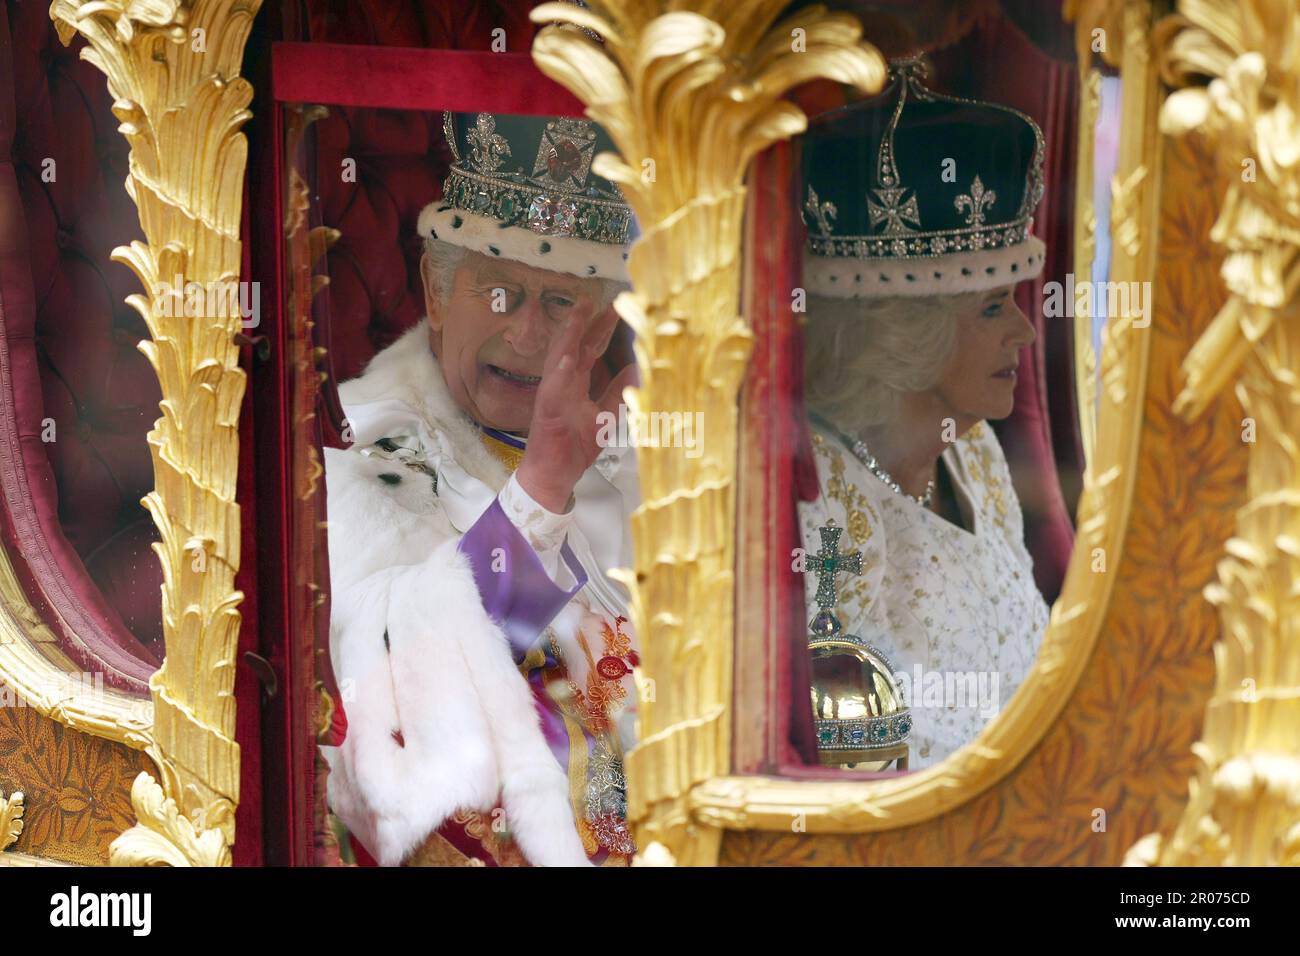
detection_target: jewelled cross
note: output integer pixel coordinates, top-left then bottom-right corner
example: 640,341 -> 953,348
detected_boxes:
804,520 -> 862,639
531,118 -> 595,189
867,186 -> 921,235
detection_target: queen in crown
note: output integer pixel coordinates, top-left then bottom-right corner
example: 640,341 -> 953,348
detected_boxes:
797,57 -> 1051,771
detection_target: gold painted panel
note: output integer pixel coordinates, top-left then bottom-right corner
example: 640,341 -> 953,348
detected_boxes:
0,695 -> 156,866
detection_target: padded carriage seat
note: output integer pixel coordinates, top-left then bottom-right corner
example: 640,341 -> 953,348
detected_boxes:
0,4 -> 163,688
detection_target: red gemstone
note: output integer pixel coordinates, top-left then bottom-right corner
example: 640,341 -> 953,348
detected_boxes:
597,656 -> 630,680
547,140 -> 582,181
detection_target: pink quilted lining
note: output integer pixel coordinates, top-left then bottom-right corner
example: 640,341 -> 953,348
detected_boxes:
0,5 -> 161,692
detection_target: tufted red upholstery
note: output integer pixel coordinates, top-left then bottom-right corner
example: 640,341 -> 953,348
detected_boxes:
300,2 -> 542,383
1,3 -> 162,689
311,106 -> 454,384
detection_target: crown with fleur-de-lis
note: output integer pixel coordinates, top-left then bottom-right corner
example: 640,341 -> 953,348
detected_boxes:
417,111 -> 636,283
800,56 -> 1047,299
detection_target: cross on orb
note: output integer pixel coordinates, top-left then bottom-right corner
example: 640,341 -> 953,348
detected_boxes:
804,519 -> 863,639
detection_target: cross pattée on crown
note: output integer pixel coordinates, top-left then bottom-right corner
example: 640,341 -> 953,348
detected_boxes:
868,186 -> 921,236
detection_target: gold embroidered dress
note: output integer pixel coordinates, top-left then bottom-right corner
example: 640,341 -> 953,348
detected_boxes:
798,420 -> 1049,769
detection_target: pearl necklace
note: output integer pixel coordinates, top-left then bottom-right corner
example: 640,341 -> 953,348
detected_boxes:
847,436 -> 936,508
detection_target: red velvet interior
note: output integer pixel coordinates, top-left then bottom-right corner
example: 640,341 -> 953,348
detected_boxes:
1,2 -> 163,693
929,10 -> 1080,604
290,2 -> 547,380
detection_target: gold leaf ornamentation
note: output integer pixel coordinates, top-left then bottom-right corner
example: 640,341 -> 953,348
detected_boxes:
109,773 -> 230,867
48,0 -> 263,865
708,2 -> 1240,864
1131,0 -> 1300,868
529,0 -> 884,865
0,789 -> 24,852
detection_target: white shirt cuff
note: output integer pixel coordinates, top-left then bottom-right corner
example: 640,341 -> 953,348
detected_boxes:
498,472 -> 577,588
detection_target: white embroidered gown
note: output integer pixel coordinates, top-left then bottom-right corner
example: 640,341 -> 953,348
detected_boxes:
797,420 -> 1050,769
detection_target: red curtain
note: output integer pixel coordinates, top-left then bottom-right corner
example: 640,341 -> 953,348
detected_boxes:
928,9 -> 1081,604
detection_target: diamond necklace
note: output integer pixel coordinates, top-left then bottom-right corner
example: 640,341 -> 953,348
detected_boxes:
811,411 -> 935,509
813,414 -> 936,508
849,436 -> 936,508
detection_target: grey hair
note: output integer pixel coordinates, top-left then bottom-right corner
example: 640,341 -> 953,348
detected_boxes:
421,237 -> 626,315
422,238 -> 469,314
803,292 -> 977,433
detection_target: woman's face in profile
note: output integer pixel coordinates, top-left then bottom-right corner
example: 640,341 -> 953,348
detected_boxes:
933,284 -> 1036,423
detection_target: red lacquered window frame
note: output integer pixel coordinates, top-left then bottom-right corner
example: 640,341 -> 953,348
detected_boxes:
735,143 -> 904,782
258,44 -> 587,865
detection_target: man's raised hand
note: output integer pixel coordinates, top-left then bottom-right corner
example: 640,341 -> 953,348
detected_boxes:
516,309 -> 635,514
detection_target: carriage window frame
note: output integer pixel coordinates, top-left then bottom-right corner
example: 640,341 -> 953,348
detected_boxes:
265,41 -> 587,862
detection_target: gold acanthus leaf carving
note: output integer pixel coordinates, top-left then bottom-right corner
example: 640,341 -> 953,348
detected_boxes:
109,773 -> 230,867
1157,3 -> 1300,420
50,0 -> 264,863
1131,0 -> 1300,867
528,0 -> 884,865
0,789 -> 24,852
1062,0 -> 1127,68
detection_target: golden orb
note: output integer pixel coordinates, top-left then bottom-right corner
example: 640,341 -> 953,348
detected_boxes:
809,636 -> 911,771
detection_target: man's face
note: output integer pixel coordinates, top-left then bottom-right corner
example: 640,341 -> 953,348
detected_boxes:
424,250 -> 612,434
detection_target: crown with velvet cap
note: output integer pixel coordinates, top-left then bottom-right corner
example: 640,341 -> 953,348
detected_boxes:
800,56 -> 1046,299
418,111 -> 634,282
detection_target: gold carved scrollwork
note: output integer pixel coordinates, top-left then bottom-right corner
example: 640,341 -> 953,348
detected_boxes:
48,0 -> 261,865
0,788 -> 23,853
1130,0 -> 1300,867
1062,0 -> 1126,69
0,537 -> 155,751
108,773 -> 230,867
528,1 -> 885,864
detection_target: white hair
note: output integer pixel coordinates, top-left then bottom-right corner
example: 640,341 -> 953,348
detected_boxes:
421,237 -> 625,315
803,292 -> 978,433
421,238 -> 468,314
